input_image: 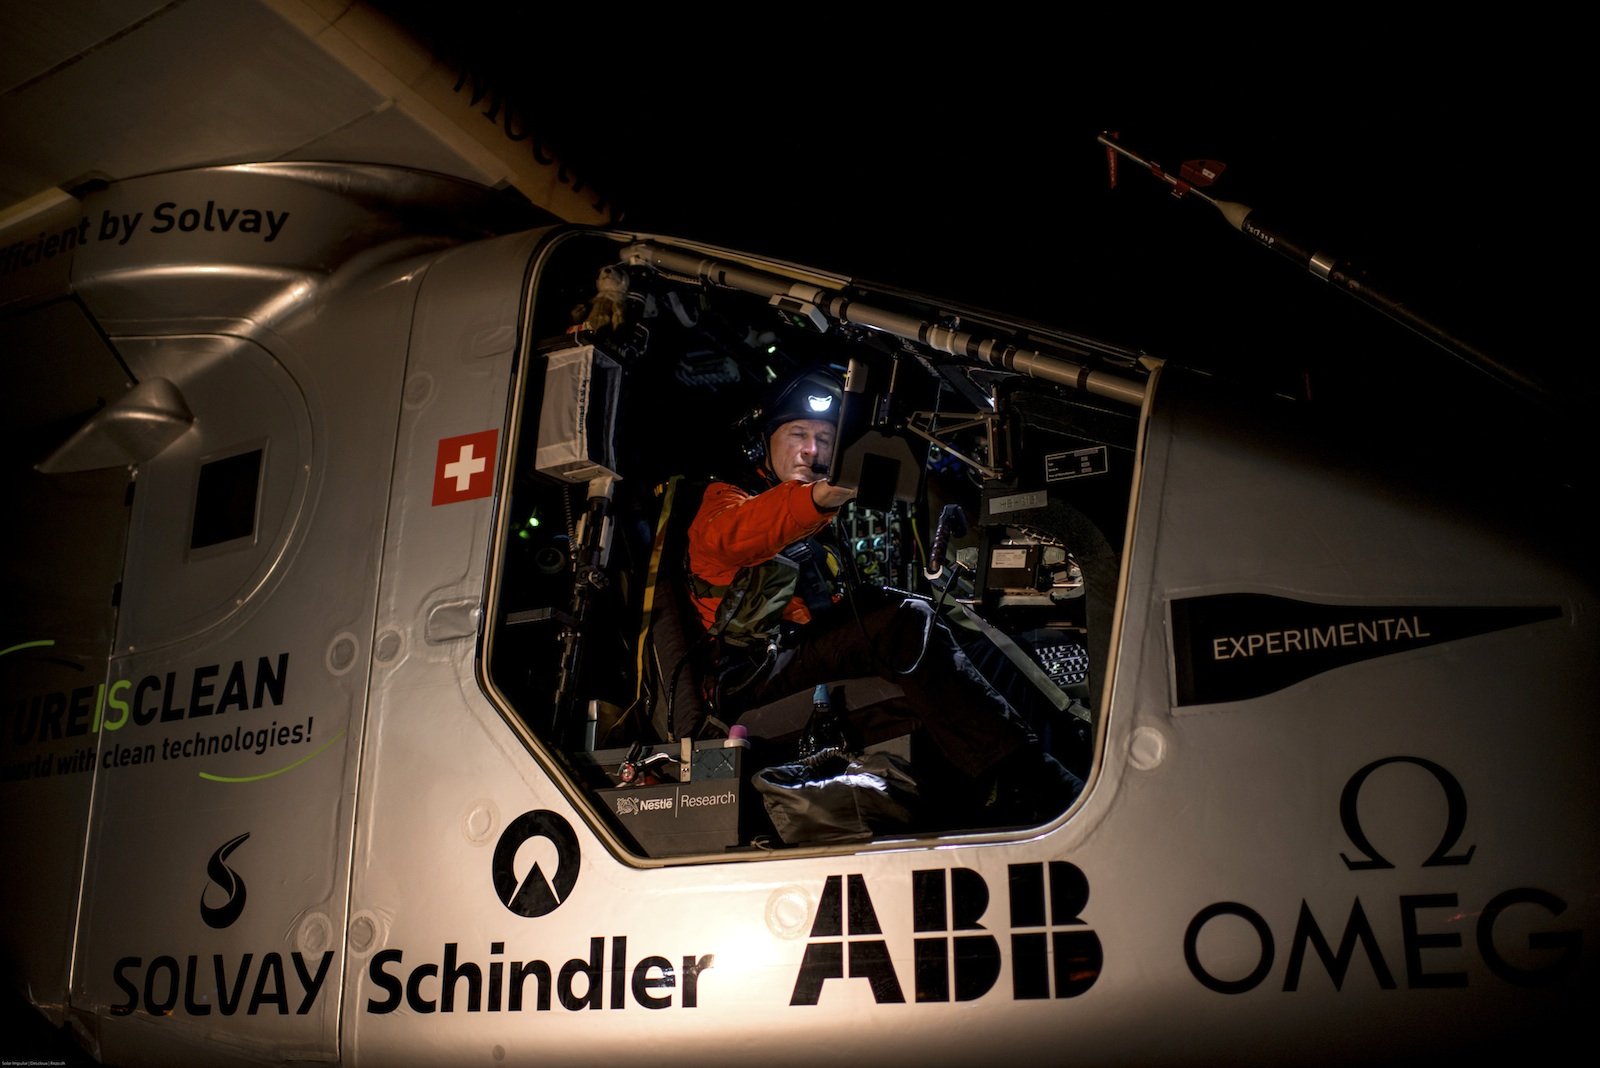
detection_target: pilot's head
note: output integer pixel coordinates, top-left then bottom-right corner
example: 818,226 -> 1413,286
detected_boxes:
754,368 -> 842,483
767,418 -> 836,484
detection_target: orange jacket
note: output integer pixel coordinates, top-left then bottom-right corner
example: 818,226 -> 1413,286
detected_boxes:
685,479 -> 836,631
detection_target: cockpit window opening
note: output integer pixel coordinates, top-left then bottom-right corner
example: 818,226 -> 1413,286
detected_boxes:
484,231 -> 1142,862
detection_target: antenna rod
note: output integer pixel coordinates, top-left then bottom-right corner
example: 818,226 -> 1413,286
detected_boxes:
1097,132 -> 1550,403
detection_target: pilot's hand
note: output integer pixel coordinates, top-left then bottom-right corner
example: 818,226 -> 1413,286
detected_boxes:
811,479 -> 856,511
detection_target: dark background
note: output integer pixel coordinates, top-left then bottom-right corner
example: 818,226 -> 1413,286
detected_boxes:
371,8 -> 1592,453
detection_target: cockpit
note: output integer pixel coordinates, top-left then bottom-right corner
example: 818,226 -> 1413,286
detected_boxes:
485,230 -> 1148,858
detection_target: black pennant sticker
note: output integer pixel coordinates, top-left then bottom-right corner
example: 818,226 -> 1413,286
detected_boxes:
1170,594 -> 1560,706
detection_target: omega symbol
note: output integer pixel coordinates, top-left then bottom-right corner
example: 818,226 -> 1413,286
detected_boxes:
1339,756 -> 1474,870
1184,754 -> 1579,994
200,832 -> 250,929
492,810 -> 581,918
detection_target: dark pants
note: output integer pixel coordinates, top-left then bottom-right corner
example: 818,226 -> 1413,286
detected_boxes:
726,589 -> 1036,778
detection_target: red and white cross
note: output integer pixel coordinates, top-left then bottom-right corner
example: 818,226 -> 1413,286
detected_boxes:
432,429 -> 499,505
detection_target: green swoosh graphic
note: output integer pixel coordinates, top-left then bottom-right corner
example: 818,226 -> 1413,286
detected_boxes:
0,639 -> 56,658
198,728 -> 348,784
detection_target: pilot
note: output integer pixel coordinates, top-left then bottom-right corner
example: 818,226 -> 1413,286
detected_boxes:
685,367 -> 1082,823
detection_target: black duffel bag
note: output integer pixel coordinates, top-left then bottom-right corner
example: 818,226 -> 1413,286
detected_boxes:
752,748 -> 919,844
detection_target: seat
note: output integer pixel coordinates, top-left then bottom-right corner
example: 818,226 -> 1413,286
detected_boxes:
638,477 -> 906,749
637,477 -> 712,742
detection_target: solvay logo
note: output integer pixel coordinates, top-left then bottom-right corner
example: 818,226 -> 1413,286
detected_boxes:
493,810 -> 581,918
113,830 -> 336,1018
790,862 -> 1102,1005
200,832 -> 250,929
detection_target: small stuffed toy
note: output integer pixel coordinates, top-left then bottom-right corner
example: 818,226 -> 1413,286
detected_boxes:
582,265 -> 629,333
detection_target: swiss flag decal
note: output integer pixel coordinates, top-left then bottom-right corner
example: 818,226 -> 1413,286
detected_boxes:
432,429 -> 499,506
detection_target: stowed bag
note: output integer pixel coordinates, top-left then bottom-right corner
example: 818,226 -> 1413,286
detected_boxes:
753,748 -> 919,844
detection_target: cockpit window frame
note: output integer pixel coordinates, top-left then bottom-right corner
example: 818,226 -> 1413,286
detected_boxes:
478,227 -> 1147,868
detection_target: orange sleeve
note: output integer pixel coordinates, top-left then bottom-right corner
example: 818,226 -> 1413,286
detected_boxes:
686,479 -> 834,590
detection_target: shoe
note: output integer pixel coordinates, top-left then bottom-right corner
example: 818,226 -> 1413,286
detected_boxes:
1033,751 -> 1085,817
985,748 -> 1083,824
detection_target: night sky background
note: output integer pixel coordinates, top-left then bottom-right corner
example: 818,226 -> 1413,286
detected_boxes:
384,12 -> 1596,488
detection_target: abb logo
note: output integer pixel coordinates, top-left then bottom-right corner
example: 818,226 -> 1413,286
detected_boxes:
791,862 -> 1101,1005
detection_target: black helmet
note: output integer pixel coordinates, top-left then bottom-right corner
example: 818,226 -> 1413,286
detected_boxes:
737,366 -> 845,472
759,367 -> 843,440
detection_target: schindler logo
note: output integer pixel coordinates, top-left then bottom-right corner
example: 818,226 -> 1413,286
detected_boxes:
493,811 -> 581,918
200,832 -> 250,929
791,862 -> 1101,1004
